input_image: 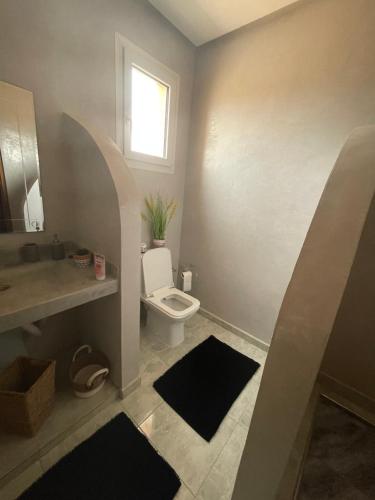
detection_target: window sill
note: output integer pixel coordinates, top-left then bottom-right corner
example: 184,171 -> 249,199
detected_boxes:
125,157 -> 175,174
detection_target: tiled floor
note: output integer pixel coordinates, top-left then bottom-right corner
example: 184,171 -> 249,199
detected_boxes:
0,350 -> 118,486
0,314 -> 267,500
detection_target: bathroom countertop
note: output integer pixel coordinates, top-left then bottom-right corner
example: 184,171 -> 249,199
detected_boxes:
0,259 -> 118,333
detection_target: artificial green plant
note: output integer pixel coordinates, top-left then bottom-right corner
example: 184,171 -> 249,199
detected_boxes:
141,194 -> 177,240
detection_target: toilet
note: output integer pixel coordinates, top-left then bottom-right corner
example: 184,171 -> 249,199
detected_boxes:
141,248 -> 200,347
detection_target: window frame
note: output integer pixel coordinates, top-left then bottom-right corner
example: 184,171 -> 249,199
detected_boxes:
115,33 -> 180,174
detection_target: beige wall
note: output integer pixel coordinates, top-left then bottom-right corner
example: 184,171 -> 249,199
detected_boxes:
0,0 -> 195,270
63,115 -> 141,392
233,125 -> 375,499
321,198 -> 375,404
181,0 -> 375,343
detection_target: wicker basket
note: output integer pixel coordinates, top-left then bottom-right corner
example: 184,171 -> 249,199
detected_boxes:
69,345 -> 110,398
0,357 -> 56,437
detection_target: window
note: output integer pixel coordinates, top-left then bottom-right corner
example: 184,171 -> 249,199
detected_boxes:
115,34 -> 180,174
131,67 -> 169,158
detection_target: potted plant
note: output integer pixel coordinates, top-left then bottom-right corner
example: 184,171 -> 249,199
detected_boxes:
142,194 -> 177,248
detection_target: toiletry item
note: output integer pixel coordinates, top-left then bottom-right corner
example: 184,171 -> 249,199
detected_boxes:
140,243 -> 147,253
20,243 -> 40,263
72,249 -> 91,269
181,270 -> 192,292
94,253 -> 106,281
51,234 -> 65,260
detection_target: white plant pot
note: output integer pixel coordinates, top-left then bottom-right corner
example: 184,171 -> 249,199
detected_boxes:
153,239 -> 166,248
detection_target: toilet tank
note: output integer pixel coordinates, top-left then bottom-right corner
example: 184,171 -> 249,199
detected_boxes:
142,248 -> 174,296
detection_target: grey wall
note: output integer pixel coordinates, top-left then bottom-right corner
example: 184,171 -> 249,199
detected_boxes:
0,0 -> 195,270
180,0 -> 375,344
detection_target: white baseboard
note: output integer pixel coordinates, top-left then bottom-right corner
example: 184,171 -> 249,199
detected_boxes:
199,307 -> 270,352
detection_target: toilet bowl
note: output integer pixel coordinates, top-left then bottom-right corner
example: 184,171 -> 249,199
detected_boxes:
141,248 -> 200,347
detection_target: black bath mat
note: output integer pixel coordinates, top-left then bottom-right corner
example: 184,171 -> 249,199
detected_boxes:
20,412 -> 180,500
154,335 -> 260,441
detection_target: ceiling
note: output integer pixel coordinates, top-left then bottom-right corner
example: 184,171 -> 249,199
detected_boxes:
149,0 -> 299,46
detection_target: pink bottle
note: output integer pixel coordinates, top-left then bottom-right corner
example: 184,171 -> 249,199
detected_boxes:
94,253 -> 106,281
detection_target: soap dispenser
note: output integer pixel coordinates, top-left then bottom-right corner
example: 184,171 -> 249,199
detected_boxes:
51,234 -> 65,260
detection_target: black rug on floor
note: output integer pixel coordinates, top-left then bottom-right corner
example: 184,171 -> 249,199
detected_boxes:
20,413 -> 181,500
153,335 -> 260,441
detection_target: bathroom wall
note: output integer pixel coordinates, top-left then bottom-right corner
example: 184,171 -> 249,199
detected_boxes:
180,0 -> 375,344
321,198 -> 375,406
63,114 -> 141,392
232,125 -> 375,500
0,0 -> 195,269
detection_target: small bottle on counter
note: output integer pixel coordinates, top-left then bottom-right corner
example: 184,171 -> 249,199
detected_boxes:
94,253 -> 106,280
51,234 -> 65,260
20,243 -> 40,262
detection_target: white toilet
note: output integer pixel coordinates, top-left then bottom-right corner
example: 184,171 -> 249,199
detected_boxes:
141,248 -> 200,347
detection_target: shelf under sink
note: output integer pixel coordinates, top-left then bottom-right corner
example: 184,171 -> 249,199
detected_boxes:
0,259 -> 118,333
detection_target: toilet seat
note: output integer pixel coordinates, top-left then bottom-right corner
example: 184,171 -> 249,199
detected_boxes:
142,286 -> 200,320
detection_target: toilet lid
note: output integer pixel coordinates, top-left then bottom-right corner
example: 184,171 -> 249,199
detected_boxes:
142,248 -> 174,296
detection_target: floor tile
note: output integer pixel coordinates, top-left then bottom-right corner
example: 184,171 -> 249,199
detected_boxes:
239,393 -> 259,428
140,332 -> 169,355
0,461 -> 43,500
140,402 -> 237,495
121,384 -> 163,425
139,351 -> 169,387
175,483 -> 195,500
251,347 -> 268,364
121,346 -> 169,425
40,400 -> 123,472
213,329 -> 264,361
252,363 -> 265,385
196,423 -> 249,500
156,338 -> 201,367
240,405 -> 254,428
228,379 -> 260,423
184,323 -> 211,344
0,381 -> 117,481
3,313 -> 268,500
185,314 -> 213,331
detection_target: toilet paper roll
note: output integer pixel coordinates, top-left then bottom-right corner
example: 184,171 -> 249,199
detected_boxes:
181,270 -> 192,292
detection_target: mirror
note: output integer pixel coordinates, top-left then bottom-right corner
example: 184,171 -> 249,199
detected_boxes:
0,81 -> 44,233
